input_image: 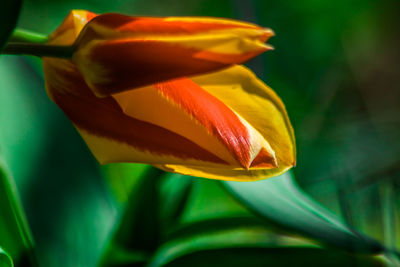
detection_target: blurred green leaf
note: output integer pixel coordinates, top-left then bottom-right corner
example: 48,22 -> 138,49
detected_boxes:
158,247 -> 382,267
112,167 -> 164,252
100,167 -> 166,266
165,216 -> 266,243
148,226 -> 383,267
180,179 -> 249,224
0,159 -> 36,266
0,0 -> 21,50
222,172 -> 384,253
0,57 -> 45,266
102,163 -> 152,205
0,246 -> 13,267
0,56 -> 119,267
159,173 -> 193,231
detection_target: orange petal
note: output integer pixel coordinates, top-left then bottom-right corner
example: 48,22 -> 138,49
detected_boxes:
82,13 -> 262,34
47,10 -> 97,46
43,58 -> 228,167
155,65 -> 296,181
112,78 -> 277,170
73,13 -> 274,96
74,39 -> 271,97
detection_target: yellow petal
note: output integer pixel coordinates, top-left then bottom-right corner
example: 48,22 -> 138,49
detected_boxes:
72,13 -> 274,96
47,10 -> 97,45
155,65 -> 296,181
112,77 -> 277,170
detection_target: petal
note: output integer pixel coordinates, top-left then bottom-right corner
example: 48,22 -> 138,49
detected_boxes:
73,13 -> 274,96
42,58 -> 229,168
155,65 -> 296,181
112,77 -> 277,170
47,10 -> 97,45
82,14 -> 267,34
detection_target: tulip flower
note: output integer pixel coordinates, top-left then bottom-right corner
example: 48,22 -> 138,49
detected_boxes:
42,10 -> 296,181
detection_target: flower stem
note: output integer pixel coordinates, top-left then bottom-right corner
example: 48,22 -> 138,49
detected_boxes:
2,42 -> 74,58
10,28 -> 48,43
1,28 -> 73,58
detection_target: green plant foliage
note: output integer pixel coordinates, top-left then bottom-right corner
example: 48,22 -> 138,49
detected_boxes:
156,247 -> 382,267
223,172 -> 384,253
0,247 -> 13,267
0,0 -> 21,50
147,227 -> 383,267
0,56 -> 119,267
0,161 -> 36,266
101,163 -> 152,206
159,173 -> 193,231
100,169 -> 182,266
0,56 -> 45,266
100,169 -> 387,266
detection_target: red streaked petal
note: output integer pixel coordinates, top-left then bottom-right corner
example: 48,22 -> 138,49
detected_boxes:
42,56 -> 228,166
154,78 -> 253,168
250,148 -> 277,168
73,12 -> 273,96
113,77 -> 277,169
84,13 -> 263,35
74,39 -> 267,96
155,65 -> 295,181
50,87 -> 227,165
48,10 -> 98,45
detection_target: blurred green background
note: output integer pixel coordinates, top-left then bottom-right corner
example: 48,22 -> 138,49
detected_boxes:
0,0 -> 399,266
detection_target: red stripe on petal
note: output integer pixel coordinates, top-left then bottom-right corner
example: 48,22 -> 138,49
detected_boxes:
250,147 -> 277,168
77,40 -> 226,95
46,73 -> 227,165
89,13 -> 259,35
86,12 -> 98,21
154,78 -> 252,168
194,47 -> 270,64
77,39 -> 267,96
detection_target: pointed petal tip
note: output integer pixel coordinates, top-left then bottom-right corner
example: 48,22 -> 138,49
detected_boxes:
259,29 -> 275,51
249,147 -> 278,169
262,28 -> 275,37
264,44 -> 275,51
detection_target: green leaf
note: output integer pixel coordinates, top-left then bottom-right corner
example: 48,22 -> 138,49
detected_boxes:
158,247 -> 383,267
163,247 -> 384,267
180,179 -> 249,224
159,173 -> 194,232
0,57 -> 39,267
0,159 -> 36,266
101,171 -> 195,266
165,215 -> 267,243
0,56 -> 119,267
100,167 -> 166,266
112,167 -> 164,253
101,163 -> 152,206
222,171 -> 384,253
0,0 -> 21,50
0,246 -> 13,267
148,226 -> 383,267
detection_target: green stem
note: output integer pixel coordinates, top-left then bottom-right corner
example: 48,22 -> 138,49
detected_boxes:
10,28 -> 48,43
381,181 -> 400,265
2,42 -> 74,58
1,28 -> 73,59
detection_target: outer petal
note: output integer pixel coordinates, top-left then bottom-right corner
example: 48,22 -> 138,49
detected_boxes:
112,78 -> 277,170
42,10 -> 293,181
154,65 -> 296,181
43,58 -> 230,168
47,10 -> 97,45
43,59 -> 283,181
73,13 -> 274,96
43,13 -> 232,168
